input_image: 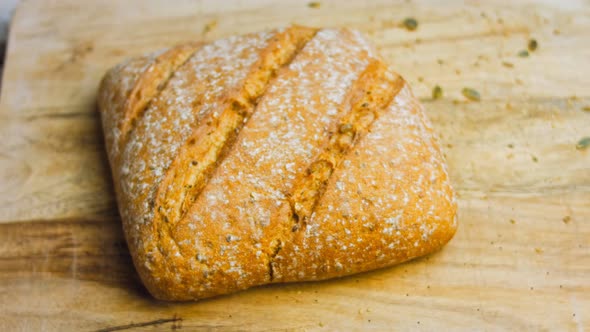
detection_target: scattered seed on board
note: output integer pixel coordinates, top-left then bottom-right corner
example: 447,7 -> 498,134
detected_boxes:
203,20 -> 218,34
528,39 -> 538,52
576,137 -> 590,150
518,50 -> 529,57
502,61 -> 514,68
461,88 -> 481,101
432,85 -> 443,99
308,2 -> 321,8
402,17 -> 418,31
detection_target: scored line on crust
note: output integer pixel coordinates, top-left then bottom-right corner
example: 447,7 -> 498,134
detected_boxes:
291,61 -> 405,225
117,42 -> 203,152
151,26 -> 319,255
266,60 -> 406,280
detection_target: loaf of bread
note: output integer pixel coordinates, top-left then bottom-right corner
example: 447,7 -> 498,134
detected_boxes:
98,26 -> 458,301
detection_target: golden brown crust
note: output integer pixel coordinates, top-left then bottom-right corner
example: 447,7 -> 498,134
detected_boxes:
98,26 -> 458,301
118,42 -> 202,147
98,42 -> 202,166
154,26 -> 317,238
272,84 -> 457,281
289,60 -> 405,225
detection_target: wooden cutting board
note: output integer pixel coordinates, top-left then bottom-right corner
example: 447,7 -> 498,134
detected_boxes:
0,0 -> 588,330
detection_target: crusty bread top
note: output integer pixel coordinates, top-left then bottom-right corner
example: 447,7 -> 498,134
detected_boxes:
98,26 -> 457,301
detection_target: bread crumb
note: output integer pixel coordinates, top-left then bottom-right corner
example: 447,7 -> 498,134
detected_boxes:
461,88 -> 481,101
562,216 -> 571,224
576,137 -> 590,150
402,17 -> 418,31
535,248 -> 543,254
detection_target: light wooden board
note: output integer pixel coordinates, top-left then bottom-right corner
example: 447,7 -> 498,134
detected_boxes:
0,0 -> 589,330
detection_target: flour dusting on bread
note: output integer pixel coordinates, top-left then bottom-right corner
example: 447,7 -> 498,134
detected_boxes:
98,26 -> 458,301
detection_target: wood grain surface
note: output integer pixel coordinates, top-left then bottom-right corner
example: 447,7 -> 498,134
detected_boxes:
0,0 -> 588,330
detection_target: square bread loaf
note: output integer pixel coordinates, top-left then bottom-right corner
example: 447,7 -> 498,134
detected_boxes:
98,25 -> 458,301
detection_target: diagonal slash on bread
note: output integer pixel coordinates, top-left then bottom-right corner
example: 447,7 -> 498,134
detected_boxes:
98,26 -> 458,301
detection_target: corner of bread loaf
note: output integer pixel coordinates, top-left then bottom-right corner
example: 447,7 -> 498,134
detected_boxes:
97,64 -> 119,115
127,224 -> 249,302
142,273 -> 193,302
404,81 -> 459,254
135,256 -> 250,302
97,51 -> 161,116
96,59 -> 134,144
129,243 -> 198,302
433,194 -> 459,249
98,56 -> 135,100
